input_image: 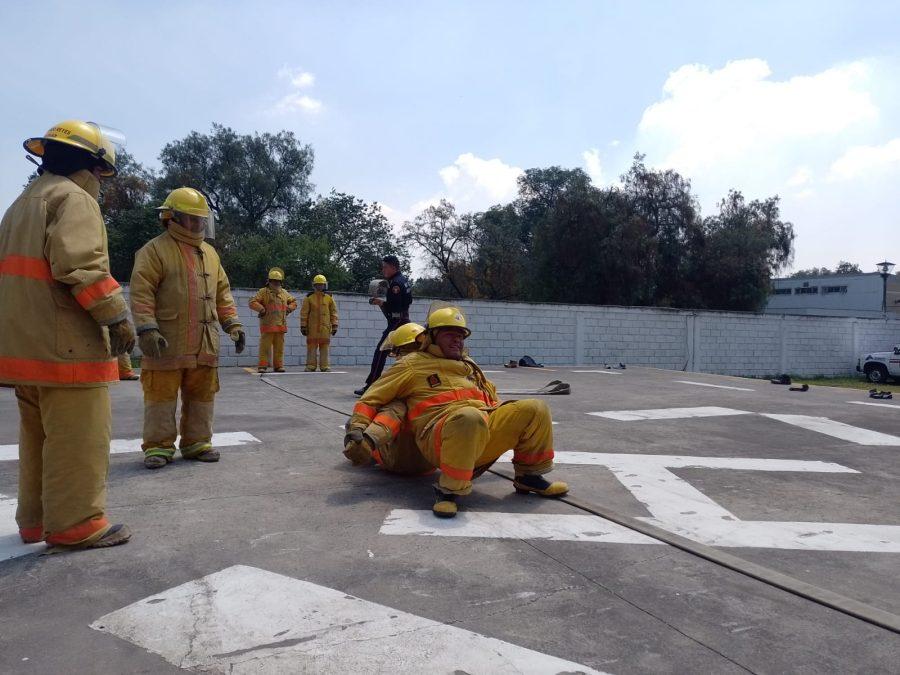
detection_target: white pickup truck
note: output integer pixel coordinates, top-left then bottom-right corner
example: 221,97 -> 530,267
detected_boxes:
857,346 -> 900,383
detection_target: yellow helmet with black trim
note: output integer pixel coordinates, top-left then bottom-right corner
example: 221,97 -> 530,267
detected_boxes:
426,307 -> 471,337
312,274 -> 327,285
268,267 -> 285,282
24,119 -> 124,177
380,323 -> 426,353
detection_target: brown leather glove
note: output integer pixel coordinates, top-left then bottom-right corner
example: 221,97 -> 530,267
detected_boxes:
108,320 -> 136,356
257,309 -> 267,318
343,428 -> 374,466
138,329 -> 168,359
230,328 -> 246,354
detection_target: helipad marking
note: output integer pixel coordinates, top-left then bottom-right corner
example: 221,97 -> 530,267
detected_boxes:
490,451 -> 900,551
848,400 -> 900,410
91,565 -> 606,674
572,369 -> 622,375
381,509 -> 656,544
674,380 -> 755,391
762,414 -> 900,445
588,406 -> 751,421
0,494 -> 43,561
0,431 -> 260,462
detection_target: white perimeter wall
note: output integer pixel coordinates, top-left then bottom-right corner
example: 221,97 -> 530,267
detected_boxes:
125,288 -> 900,377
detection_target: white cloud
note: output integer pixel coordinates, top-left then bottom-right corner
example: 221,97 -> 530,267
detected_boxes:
437,153 -> 523,206
273,93 -> 322,114
277,66 -> 315,89
271,66 -> 321,115
582,148 -> 604,185
827,137 -> 900,181
786,166 -> 812,187
638,58 -> 877,174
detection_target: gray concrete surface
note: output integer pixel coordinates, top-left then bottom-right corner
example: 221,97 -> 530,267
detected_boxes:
0,365 -> 898,673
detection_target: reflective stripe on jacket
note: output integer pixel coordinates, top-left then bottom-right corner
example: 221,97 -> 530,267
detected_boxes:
0,171 -> 126,386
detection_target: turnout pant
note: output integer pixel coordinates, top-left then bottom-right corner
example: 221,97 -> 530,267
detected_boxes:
15,385 -> 113,546
305,338 -> 330,371
259,332 -> 285,369
421,399 -> 555,495
141,366 -> 219,457
365,318 -> 404,386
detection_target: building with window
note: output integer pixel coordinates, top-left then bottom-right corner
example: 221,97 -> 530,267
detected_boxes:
765,273 -> 900,318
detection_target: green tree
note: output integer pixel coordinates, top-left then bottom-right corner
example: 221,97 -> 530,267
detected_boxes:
157,123 -> 314,247
698,191 -> 794,311
402,200 -> 476,298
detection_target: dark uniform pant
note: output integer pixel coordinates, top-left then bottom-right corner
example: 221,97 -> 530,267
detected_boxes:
365,317 -> 406,386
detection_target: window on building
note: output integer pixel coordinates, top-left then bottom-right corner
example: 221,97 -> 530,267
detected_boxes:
795,286 -> 818,295
822,285 -> 848,294
772,288 -> 792,295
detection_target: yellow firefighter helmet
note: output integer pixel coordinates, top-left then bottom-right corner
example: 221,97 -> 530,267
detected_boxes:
380,323 -> 426,352
426,307 -> 471,337
156,187 -> 210,218
24,119 -> 124,177
268,267 -> 285,282
312,274 -> 327,285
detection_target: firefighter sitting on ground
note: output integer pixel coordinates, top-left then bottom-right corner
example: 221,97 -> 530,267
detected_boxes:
343,323 -> 434,476
249,267 -> 297,373
300,274 -> 339,372
344,306 -> 568,518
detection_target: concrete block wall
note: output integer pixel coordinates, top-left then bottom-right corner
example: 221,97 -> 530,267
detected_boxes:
124,287 -> 900,377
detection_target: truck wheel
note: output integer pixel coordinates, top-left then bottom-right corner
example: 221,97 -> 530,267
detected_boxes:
865,363 -> 889,384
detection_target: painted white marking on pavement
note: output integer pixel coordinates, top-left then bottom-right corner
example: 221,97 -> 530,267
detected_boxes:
381,509 -> 656,544
572,370 -> 623,375
490,451 -> 900,551
762,414 -> 900,446
847,400 -> 900,409
91,565 -> 607,674
588,406 -> 751,421
0,431 -> 260,462
674,380 -> 755,391
0,494 -> 43,561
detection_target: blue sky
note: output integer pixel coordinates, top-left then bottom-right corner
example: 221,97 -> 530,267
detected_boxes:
2,1 -> 899,275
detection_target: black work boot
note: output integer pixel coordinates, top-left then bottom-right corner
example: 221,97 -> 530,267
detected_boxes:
432,487 -> 458,518
513,474 -> 569,497
354,385 -> 368,397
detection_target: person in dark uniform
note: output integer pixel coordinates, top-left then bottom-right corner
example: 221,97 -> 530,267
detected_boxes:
354,255 -> 412,396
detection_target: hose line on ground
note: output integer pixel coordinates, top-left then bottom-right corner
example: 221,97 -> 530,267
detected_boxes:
258,374 -> 900,635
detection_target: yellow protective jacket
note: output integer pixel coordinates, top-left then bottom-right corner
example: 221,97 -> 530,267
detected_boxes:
0,171 -> 127,387
300,291 -> 339,341
129,224 -> 242,371
249,286 -> 297,333
351,346 -> 499,444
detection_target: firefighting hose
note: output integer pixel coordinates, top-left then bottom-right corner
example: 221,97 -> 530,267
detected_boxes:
258,374 -> 900,635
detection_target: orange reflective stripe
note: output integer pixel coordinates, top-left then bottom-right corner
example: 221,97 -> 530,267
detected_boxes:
217,305 -> 238,319
513,448 -> 555,465
266,304 -> 288,311
45,516 -> 109,546
261,325 -> 288,333
19,525 -> 43,543
0,356 -> 118,384
0,255 -> 52,281
432,414 -> 448,462
74,277 -> 120,310
353,402 -> 377,420
373,412 -> 401,437
371,449 -> 384,465
407,387 -> 490,421
440,464 -> 473,481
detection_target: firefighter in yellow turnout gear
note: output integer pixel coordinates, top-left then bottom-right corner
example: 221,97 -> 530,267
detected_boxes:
343,323 -> 434,476
249,267 -> 297,373
1,119 -> 135,550
300,274 -> 338,371
130,187 -> 245,470
346,308 -> 568,517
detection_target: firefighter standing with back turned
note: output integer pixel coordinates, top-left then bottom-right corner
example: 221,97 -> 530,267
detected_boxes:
250,267 -> 297,373
300,274 -> 339,372
0,119 -> 135,550
130,187 -> 245,470
354,254 -> 412,395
